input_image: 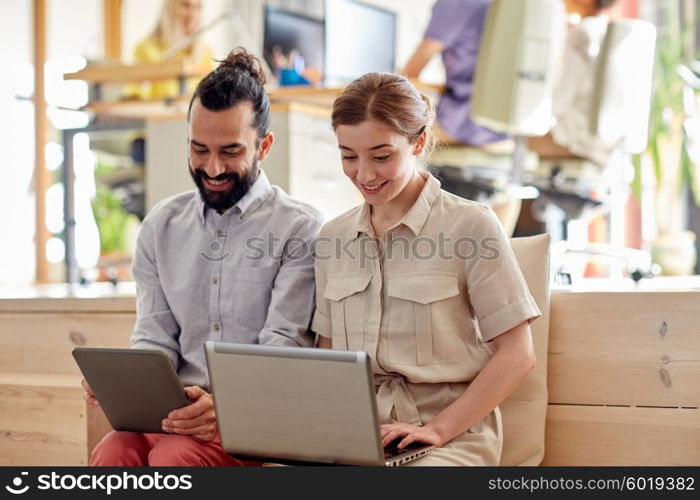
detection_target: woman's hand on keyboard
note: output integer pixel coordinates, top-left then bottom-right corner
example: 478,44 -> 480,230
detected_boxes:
380,422 -> 444,449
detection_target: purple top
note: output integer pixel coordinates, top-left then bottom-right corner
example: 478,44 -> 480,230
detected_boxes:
424,0 -> 507,145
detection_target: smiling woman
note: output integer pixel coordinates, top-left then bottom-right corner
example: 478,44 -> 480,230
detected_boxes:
312,73 -> 542,466
331,73 -> 436,236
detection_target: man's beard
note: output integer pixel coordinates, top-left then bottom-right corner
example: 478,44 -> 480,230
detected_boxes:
189,161 -> 259,214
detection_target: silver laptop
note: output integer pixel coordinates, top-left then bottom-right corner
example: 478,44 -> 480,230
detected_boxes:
205,341 -> 434,466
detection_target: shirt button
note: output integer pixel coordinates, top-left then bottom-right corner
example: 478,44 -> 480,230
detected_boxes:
216,230 -> 224,237
239,215 -> 244,221
213,324 -> 220,332
212,277 -> 218,285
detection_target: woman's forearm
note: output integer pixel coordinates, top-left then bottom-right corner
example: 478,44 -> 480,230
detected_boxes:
427,322 -> 536,445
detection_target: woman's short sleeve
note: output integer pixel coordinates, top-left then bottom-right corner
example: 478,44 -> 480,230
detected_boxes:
465,206 -> 541,342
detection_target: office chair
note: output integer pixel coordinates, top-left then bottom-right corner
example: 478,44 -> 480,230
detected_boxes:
473,8 -> 656,264
546,18 -> 656,280
430,0 -> 565,236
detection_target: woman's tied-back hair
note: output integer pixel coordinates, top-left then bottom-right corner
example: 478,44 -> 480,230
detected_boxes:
188,47 -> 271,143
331,72 -> 436,156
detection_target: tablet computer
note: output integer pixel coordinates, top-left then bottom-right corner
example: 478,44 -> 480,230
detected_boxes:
72,347 -> 190,434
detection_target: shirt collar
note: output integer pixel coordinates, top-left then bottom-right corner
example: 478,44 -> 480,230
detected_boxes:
195,169 -> 273,226
349,172 -> 442,239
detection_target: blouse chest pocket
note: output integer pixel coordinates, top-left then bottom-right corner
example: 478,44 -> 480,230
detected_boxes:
386,272 -> 462,365
324,273 -> 371,351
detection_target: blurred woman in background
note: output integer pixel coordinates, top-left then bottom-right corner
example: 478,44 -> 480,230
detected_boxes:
128,0 -> 214,100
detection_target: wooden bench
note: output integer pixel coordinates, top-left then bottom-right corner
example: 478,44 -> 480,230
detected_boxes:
1,284 -> 698,465
543,290 -> 700,465
0,287 -> 134,465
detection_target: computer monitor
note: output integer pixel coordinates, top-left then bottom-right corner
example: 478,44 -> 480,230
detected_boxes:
324,0 -> 396,84
263,6 -> 325,84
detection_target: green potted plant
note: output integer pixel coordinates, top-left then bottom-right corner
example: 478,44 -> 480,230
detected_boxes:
633,0 -> 698,275
91,185 -> 140,282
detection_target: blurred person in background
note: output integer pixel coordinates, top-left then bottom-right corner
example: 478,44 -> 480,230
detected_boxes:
402,0 -> 510,152
528,0 -> 620,166
127,0 -> 214,100
402,0 -> 521,235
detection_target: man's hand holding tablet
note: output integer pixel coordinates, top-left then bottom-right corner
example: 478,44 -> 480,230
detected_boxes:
73,347 -> 193,435
162,386 -> 219,442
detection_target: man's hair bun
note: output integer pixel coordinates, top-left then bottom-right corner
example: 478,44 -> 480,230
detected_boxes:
188,47 -> 271,140
217,47 -> 267,86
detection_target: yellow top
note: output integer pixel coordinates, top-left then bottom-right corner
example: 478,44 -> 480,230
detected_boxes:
127,37 -> 214,100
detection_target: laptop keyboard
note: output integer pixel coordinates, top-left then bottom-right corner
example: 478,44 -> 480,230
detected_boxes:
383,439 -> 430,459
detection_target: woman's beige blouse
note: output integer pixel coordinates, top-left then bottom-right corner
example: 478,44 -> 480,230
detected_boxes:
312,174 -> 540,463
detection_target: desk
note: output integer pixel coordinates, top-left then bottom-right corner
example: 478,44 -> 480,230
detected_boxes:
1,280 -> 699,465
64,60 -> 210,101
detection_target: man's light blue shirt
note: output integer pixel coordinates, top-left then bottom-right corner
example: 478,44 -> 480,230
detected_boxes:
131,171 -> 323,388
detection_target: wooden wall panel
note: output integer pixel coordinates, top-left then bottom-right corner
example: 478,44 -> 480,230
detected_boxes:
0,313 -> 134,375
548,292 -> 700,407
543,404 -> 700,466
